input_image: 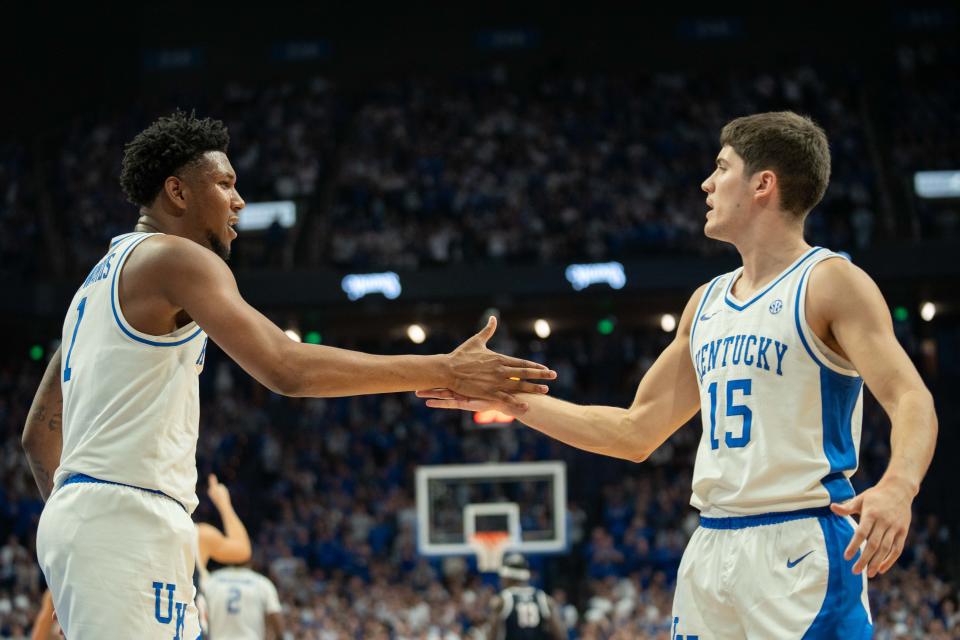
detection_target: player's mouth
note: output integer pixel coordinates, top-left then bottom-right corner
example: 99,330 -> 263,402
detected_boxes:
227,216 -> 239,239
706,199 -> 715,216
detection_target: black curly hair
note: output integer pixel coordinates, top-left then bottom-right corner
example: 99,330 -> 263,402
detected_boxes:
120,110 -> 230,207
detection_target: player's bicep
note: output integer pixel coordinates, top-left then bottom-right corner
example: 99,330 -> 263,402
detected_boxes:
814,263 -> 927,409
624,285 -> 704,439
156,241 -> 297,393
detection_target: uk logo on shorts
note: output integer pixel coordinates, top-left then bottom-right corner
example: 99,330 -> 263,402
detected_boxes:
672,616 -> 700,640
153,582 -> 187,639
769,299 -> 783,314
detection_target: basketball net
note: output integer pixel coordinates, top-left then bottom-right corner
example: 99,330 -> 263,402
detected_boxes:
469,531 -> 511,572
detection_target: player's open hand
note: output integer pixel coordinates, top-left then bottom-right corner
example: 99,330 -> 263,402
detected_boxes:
445,316 -> 556,413
830,477 -> 914,578
207,474 -> 233,510
415,388 -> 521,415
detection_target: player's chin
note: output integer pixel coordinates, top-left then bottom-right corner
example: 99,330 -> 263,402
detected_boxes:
703,219 -> 722,240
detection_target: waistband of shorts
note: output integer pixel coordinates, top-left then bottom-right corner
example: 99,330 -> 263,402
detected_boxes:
699,506 -> 834,530
62,473 -> 186,513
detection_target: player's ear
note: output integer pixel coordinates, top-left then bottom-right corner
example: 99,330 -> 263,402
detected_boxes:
754,170 -> 777,203
161,175 -> 188,214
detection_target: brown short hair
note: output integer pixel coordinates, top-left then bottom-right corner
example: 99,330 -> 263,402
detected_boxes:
720,111 -> 830,217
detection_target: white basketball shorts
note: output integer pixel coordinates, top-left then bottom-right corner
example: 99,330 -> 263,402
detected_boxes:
671,506 -> 872,639
36,475 -> 202,640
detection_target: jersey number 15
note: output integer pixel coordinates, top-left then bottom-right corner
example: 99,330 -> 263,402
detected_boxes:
707,378 -> 752,450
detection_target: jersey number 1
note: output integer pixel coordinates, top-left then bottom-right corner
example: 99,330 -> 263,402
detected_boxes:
707,378 -> 752,450
63,297 -> 88,383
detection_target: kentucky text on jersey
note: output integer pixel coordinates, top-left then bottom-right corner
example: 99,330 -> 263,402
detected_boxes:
693,333 -> 788,383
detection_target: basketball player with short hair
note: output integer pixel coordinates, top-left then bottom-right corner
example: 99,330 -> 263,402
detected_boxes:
20,110 -> 556,639
203,562 -> 284,640
420,111 -> 938,638
489,553 -> 565,640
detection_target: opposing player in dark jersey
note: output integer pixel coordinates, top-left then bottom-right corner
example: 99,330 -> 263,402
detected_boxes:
488,554 -> 565,640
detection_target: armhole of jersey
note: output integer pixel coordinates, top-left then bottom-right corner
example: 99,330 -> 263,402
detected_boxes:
689,274 -> 724,358
110,233 -> 205,347
500,590 -> 514,620
794,254 -> 859,378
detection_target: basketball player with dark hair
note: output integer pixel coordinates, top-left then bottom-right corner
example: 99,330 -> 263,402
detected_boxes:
489,554 -> 565,640
21,110 -> 556,639
420,111 -> 938,638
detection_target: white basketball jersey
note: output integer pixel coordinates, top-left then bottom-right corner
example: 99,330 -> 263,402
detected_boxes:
688,247 -> 863,516
56,232 -> 208,513
204,567 -> 282,639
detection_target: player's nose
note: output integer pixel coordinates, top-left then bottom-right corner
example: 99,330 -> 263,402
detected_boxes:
701,175 -> 714,193
232,190 -> 245,211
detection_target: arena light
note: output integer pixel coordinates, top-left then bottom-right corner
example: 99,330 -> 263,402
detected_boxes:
914,171 -> 960,199
920,302 -> 936,322
284,328 -> 302,342
407,324 -> 427,344
29,345 -> 44,361
341,272 -> 402,301
660,314 -> 677,333
565,262 -> 627,292
597,317 -> 615,335
304,331 -> 322,345
534,319 -> 551,339
236,200 -> 297,231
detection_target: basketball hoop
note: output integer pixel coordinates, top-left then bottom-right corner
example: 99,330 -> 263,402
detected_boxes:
469,531 -> 511,572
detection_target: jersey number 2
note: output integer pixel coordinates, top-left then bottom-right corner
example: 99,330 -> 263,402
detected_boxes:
63,297 -> 87,383
707,378 -> 752,450
227,587 -> 241,614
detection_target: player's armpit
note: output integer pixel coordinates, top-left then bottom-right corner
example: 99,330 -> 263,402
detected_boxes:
806,259 -> 933,422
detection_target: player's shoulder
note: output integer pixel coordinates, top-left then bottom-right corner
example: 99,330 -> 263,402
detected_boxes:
125,233 -> 229,285
806,254 -> 886,322
807,254 -> 879,300
130,233 -> 216,264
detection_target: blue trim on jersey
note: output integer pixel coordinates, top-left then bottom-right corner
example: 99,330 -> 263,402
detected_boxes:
109,232 -> 139,248
689,275 -> 723,349
723,247 -> 823,311
802,515 -> 872,638
110,236 -> 204,347
793,257 -> 862,504
819,369 -> 862,503
63,473 -> 186,512
699,506 -> 832,530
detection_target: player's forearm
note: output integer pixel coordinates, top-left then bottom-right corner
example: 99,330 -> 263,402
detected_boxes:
22,351 -> 63,501
515,393 -> 645,461
281,344 -> 449,398
215,502 -> 252,559
880,387 -> 937,497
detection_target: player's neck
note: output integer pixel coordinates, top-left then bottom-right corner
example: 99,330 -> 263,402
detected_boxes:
734,233 -> 811,294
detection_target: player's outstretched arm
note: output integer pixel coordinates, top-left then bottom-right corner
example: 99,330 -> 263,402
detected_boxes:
807,259 -> 937,578
418,284 -> 706,462
133,236 -> 555,412
22,349 -> 63,501
198,474 -> 252,566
